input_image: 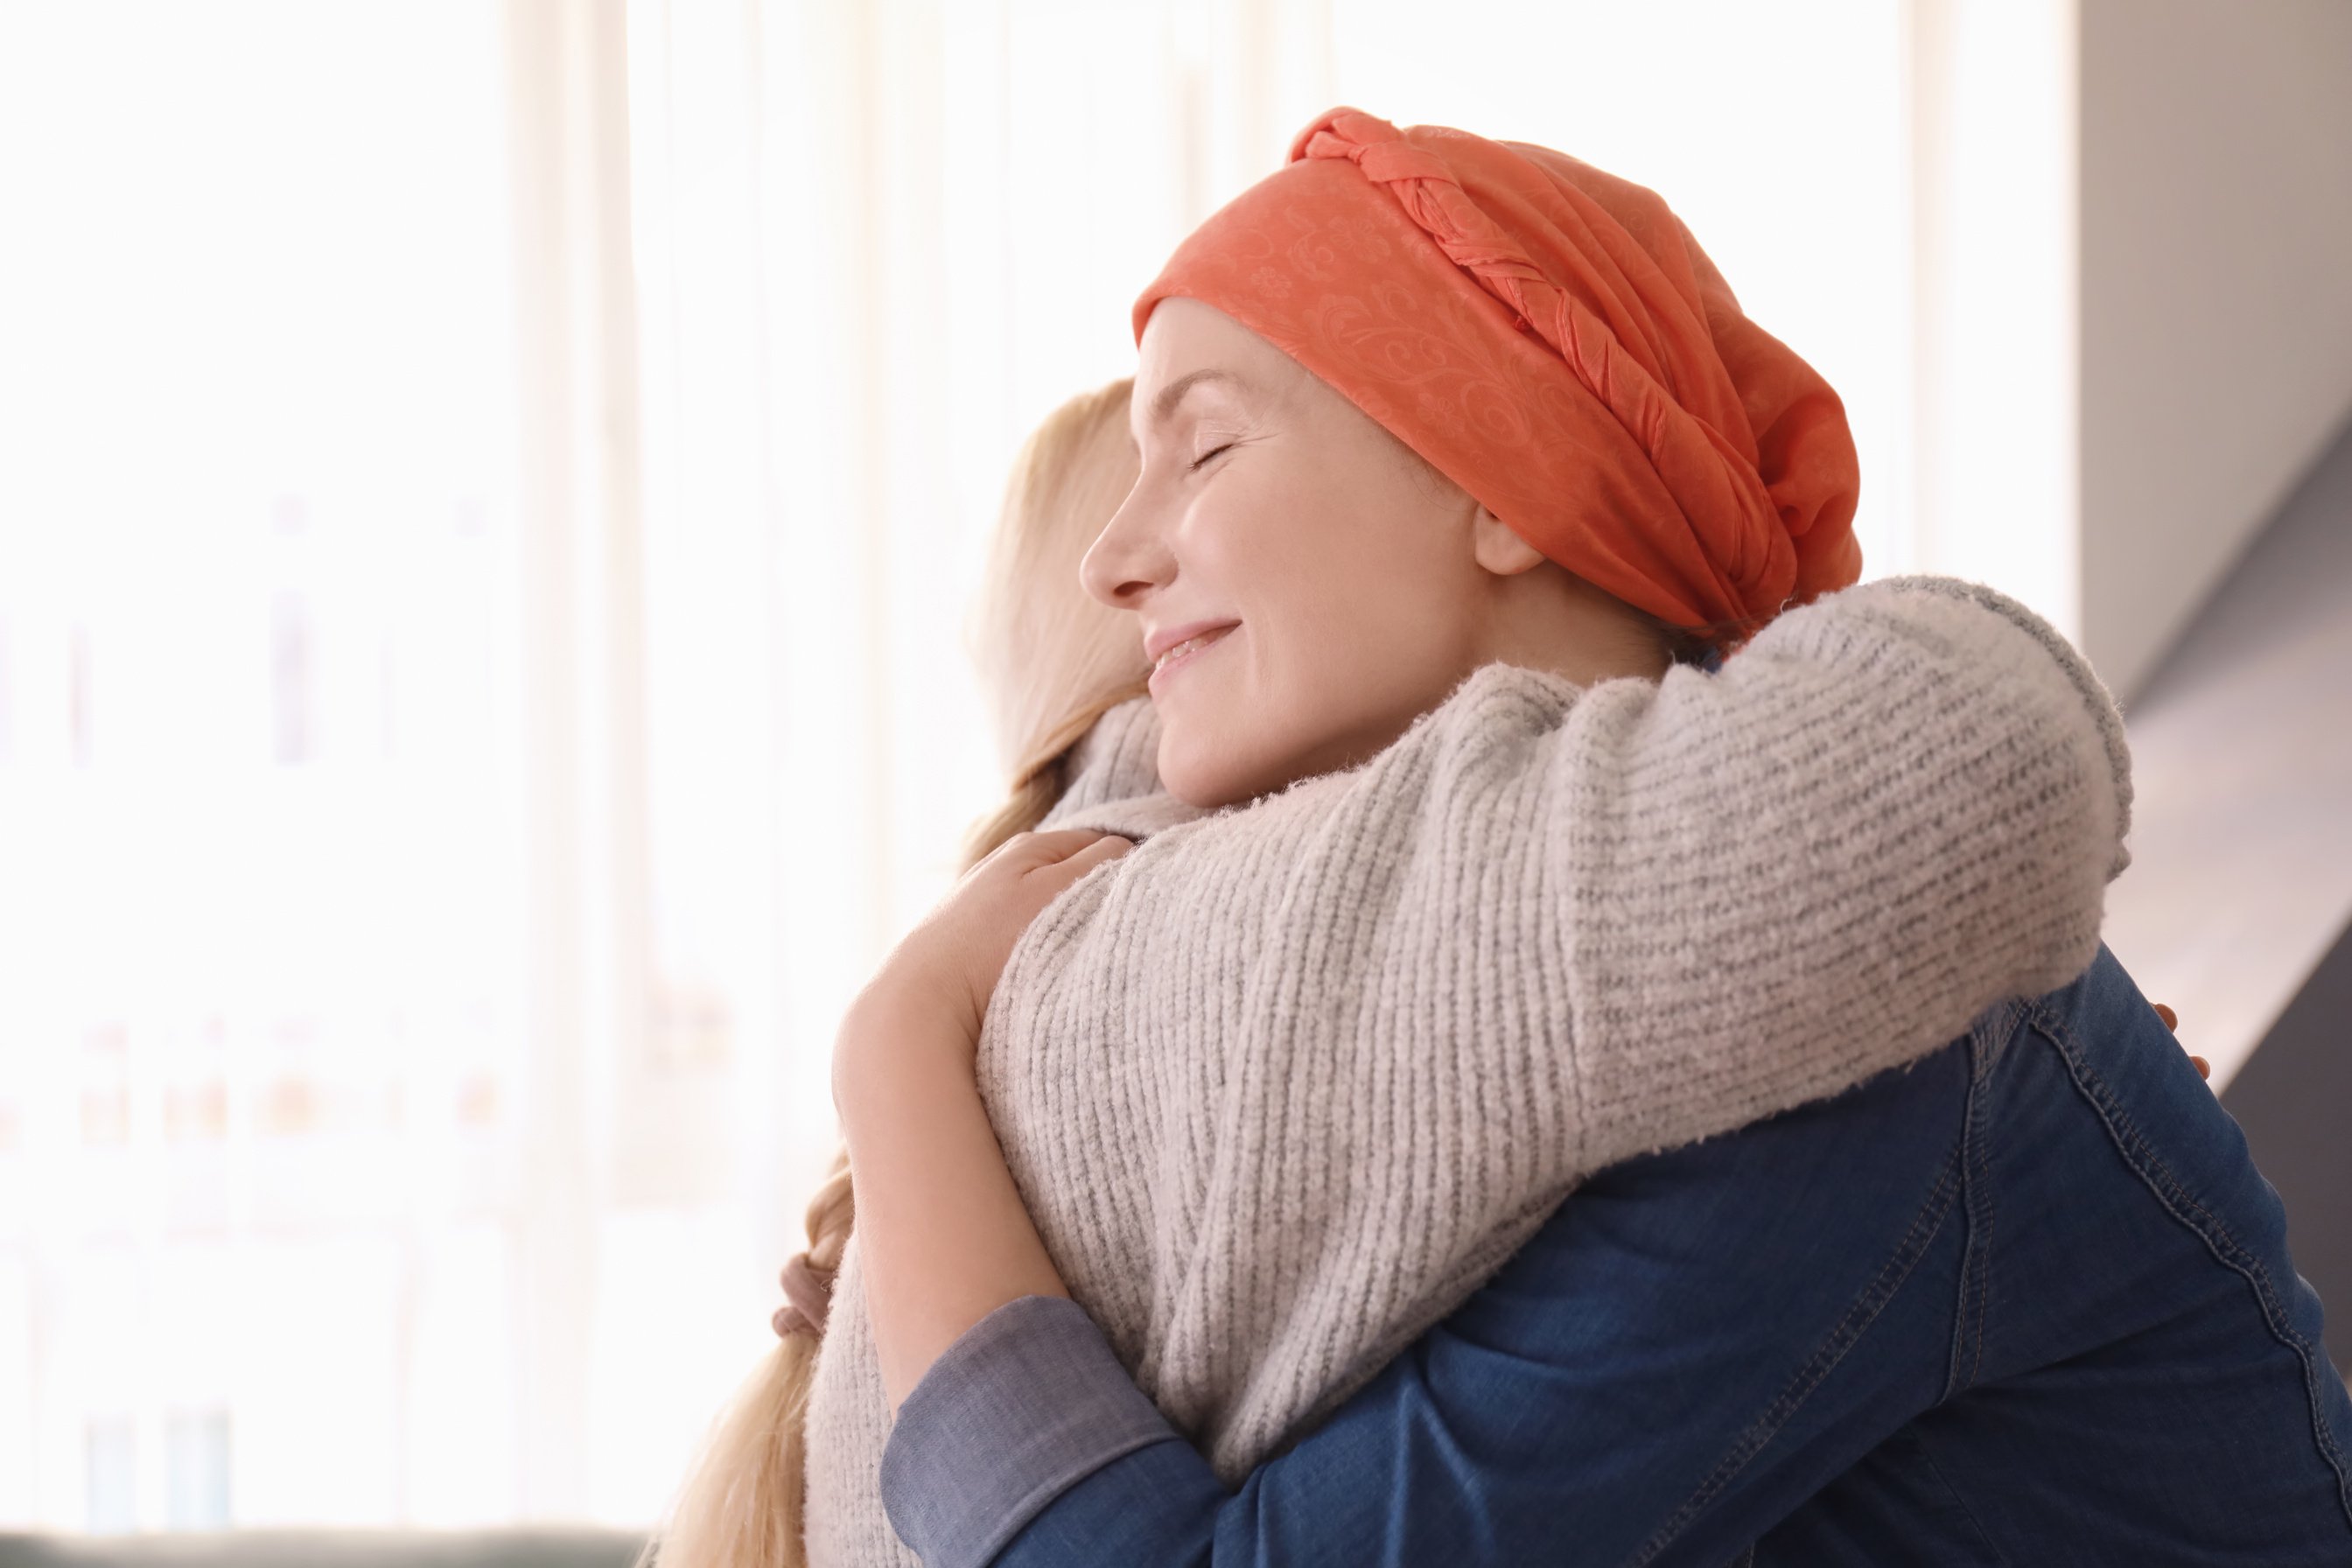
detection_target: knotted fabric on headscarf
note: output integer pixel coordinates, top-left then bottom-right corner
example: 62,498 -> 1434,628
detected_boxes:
1134,108 -> 1864,634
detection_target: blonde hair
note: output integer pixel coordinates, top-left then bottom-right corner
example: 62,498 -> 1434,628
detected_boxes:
641,380 -> 1149,1568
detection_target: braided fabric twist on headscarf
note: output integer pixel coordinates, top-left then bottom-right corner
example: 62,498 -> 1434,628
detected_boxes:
1135,108 -> 1864,633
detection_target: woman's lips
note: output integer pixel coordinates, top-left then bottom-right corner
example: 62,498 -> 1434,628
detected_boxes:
1147,623 -> 1236,695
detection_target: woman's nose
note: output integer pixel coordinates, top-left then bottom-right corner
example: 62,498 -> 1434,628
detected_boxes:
1081,487 -> 1172,610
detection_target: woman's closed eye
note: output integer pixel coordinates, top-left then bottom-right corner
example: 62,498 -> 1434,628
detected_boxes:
1187,441 -> 1236,472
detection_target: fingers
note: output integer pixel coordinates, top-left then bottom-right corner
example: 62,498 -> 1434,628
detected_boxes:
1019,827 -> 1135,862
1040,832 -> 1134,883
975,828 -> 1114,871
996,829 -> 1136,878
2152,1003 -> 2208,1082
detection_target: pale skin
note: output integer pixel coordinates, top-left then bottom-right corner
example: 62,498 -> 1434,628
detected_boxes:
830,298 -> 2208,1410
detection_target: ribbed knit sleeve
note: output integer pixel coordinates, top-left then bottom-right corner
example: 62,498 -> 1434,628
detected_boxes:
1549,573 -> 2126,1169
802,574 -> 2132,1561
981,574 -> 2126,1478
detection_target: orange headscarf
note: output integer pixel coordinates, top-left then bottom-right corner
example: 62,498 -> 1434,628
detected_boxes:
1135,108 -> 1863,635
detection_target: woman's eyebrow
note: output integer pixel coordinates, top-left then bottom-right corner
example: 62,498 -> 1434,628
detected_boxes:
1148,368 -> 1246,428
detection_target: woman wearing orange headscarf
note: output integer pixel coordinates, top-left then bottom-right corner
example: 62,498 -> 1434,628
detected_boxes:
1140,108 -> 1861,636
672,112 -> 2351,1566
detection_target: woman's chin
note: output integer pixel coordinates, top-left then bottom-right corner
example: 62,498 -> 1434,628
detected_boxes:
1161,761 -> 1247,812
1158,732 -> 1266,812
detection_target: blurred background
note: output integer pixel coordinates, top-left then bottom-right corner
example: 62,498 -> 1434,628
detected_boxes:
0,0 -> 2345,1550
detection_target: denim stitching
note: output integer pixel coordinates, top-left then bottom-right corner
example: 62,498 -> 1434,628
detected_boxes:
1964,1002 -> 2021,1395
1914,1427 -> 2010,1564
1624,1138 -> 1964,1567
1970,998 -> 2022,1081
2024,996 -> 2352,1534
1970,1094 -> 1993,1390
1971,1024 -> 2001,1390
1968,1036 -> 1998,1390
1937,1007 -> 2016,1404
1944,1038 -> 1990,1404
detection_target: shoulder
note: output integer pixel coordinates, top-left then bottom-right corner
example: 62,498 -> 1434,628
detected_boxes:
1751,574 -> 2113,705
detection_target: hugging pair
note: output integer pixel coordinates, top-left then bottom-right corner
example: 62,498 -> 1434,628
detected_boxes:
657,110 -> 2352,1567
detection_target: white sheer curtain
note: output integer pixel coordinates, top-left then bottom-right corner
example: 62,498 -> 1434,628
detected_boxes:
0,0 -> 1921,1533
0,0 -> 533,1530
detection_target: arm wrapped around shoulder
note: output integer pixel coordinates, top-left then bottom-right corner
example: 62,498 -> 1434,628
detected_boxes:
1555,573 -> 2132,1165
962,572 -> 2131,1475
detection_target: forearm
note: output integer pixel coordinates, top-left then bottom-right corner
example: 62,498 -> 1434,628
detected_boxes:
884,1035 -> 1986,1566
836,993 -> 1071,1410
1549,574 -> 2131,1167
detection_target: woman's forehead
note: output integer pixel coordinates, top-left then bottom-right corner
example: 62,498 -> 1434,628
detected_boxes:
1138,299 -> 1275,380
1134,304 -> 1305,436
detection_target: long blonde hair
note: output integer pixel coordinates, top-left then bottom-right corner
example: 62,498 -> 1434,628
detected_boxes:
641,380 -> 1149,1568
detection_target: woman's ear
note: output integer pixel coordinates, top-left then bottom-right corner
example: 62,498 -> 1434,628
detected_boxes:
1470,506 -> 1547,577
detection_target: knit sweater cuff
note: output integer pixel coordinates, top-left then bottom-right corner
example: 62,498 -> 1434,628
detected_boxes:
880,1295 -> 1184,1568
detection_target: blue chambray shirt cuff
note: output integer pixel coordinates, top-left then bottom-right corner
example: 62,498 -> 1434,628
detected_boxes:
880,1294 -> 1181,1567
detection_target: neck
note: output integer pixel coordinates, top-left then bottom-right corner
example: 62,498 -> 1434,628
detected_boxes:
1481,561 -> 1671,685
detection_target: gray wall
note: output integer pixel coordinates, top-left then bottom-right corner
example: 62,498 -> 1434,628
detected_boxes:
2079,0 -> 2352,701
2223,919 -> 2352,1372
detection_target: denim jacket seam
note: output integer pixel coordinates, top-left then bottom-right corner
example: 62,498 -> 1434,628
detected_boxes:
1969,997 -> 2026,1082
1911,1426 -> 2012,1564
2021,996 -> 2352,1533
1944,1026 -> 2001,1402
1968,1102 -> 1996,1390
1624,1133 -> 1966,1567
1946,998 -> 2026,1398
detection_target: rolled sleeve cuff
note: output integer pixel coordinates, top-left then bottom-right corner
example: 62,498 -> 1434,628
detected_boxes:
880,1295 -> 1182,1568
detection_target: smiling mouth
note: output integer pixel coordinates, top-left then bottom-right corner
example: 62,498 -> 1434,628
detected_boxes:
1150,624 -> 1236,687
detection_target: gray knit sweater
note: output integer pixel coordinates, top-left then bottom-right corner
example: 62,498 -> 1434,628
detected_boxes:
802,576 -> 2133,1565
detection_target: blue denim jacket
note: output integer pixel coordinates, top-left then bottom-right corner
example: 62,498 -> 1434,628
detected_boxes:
880,944 -> 2352,1565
